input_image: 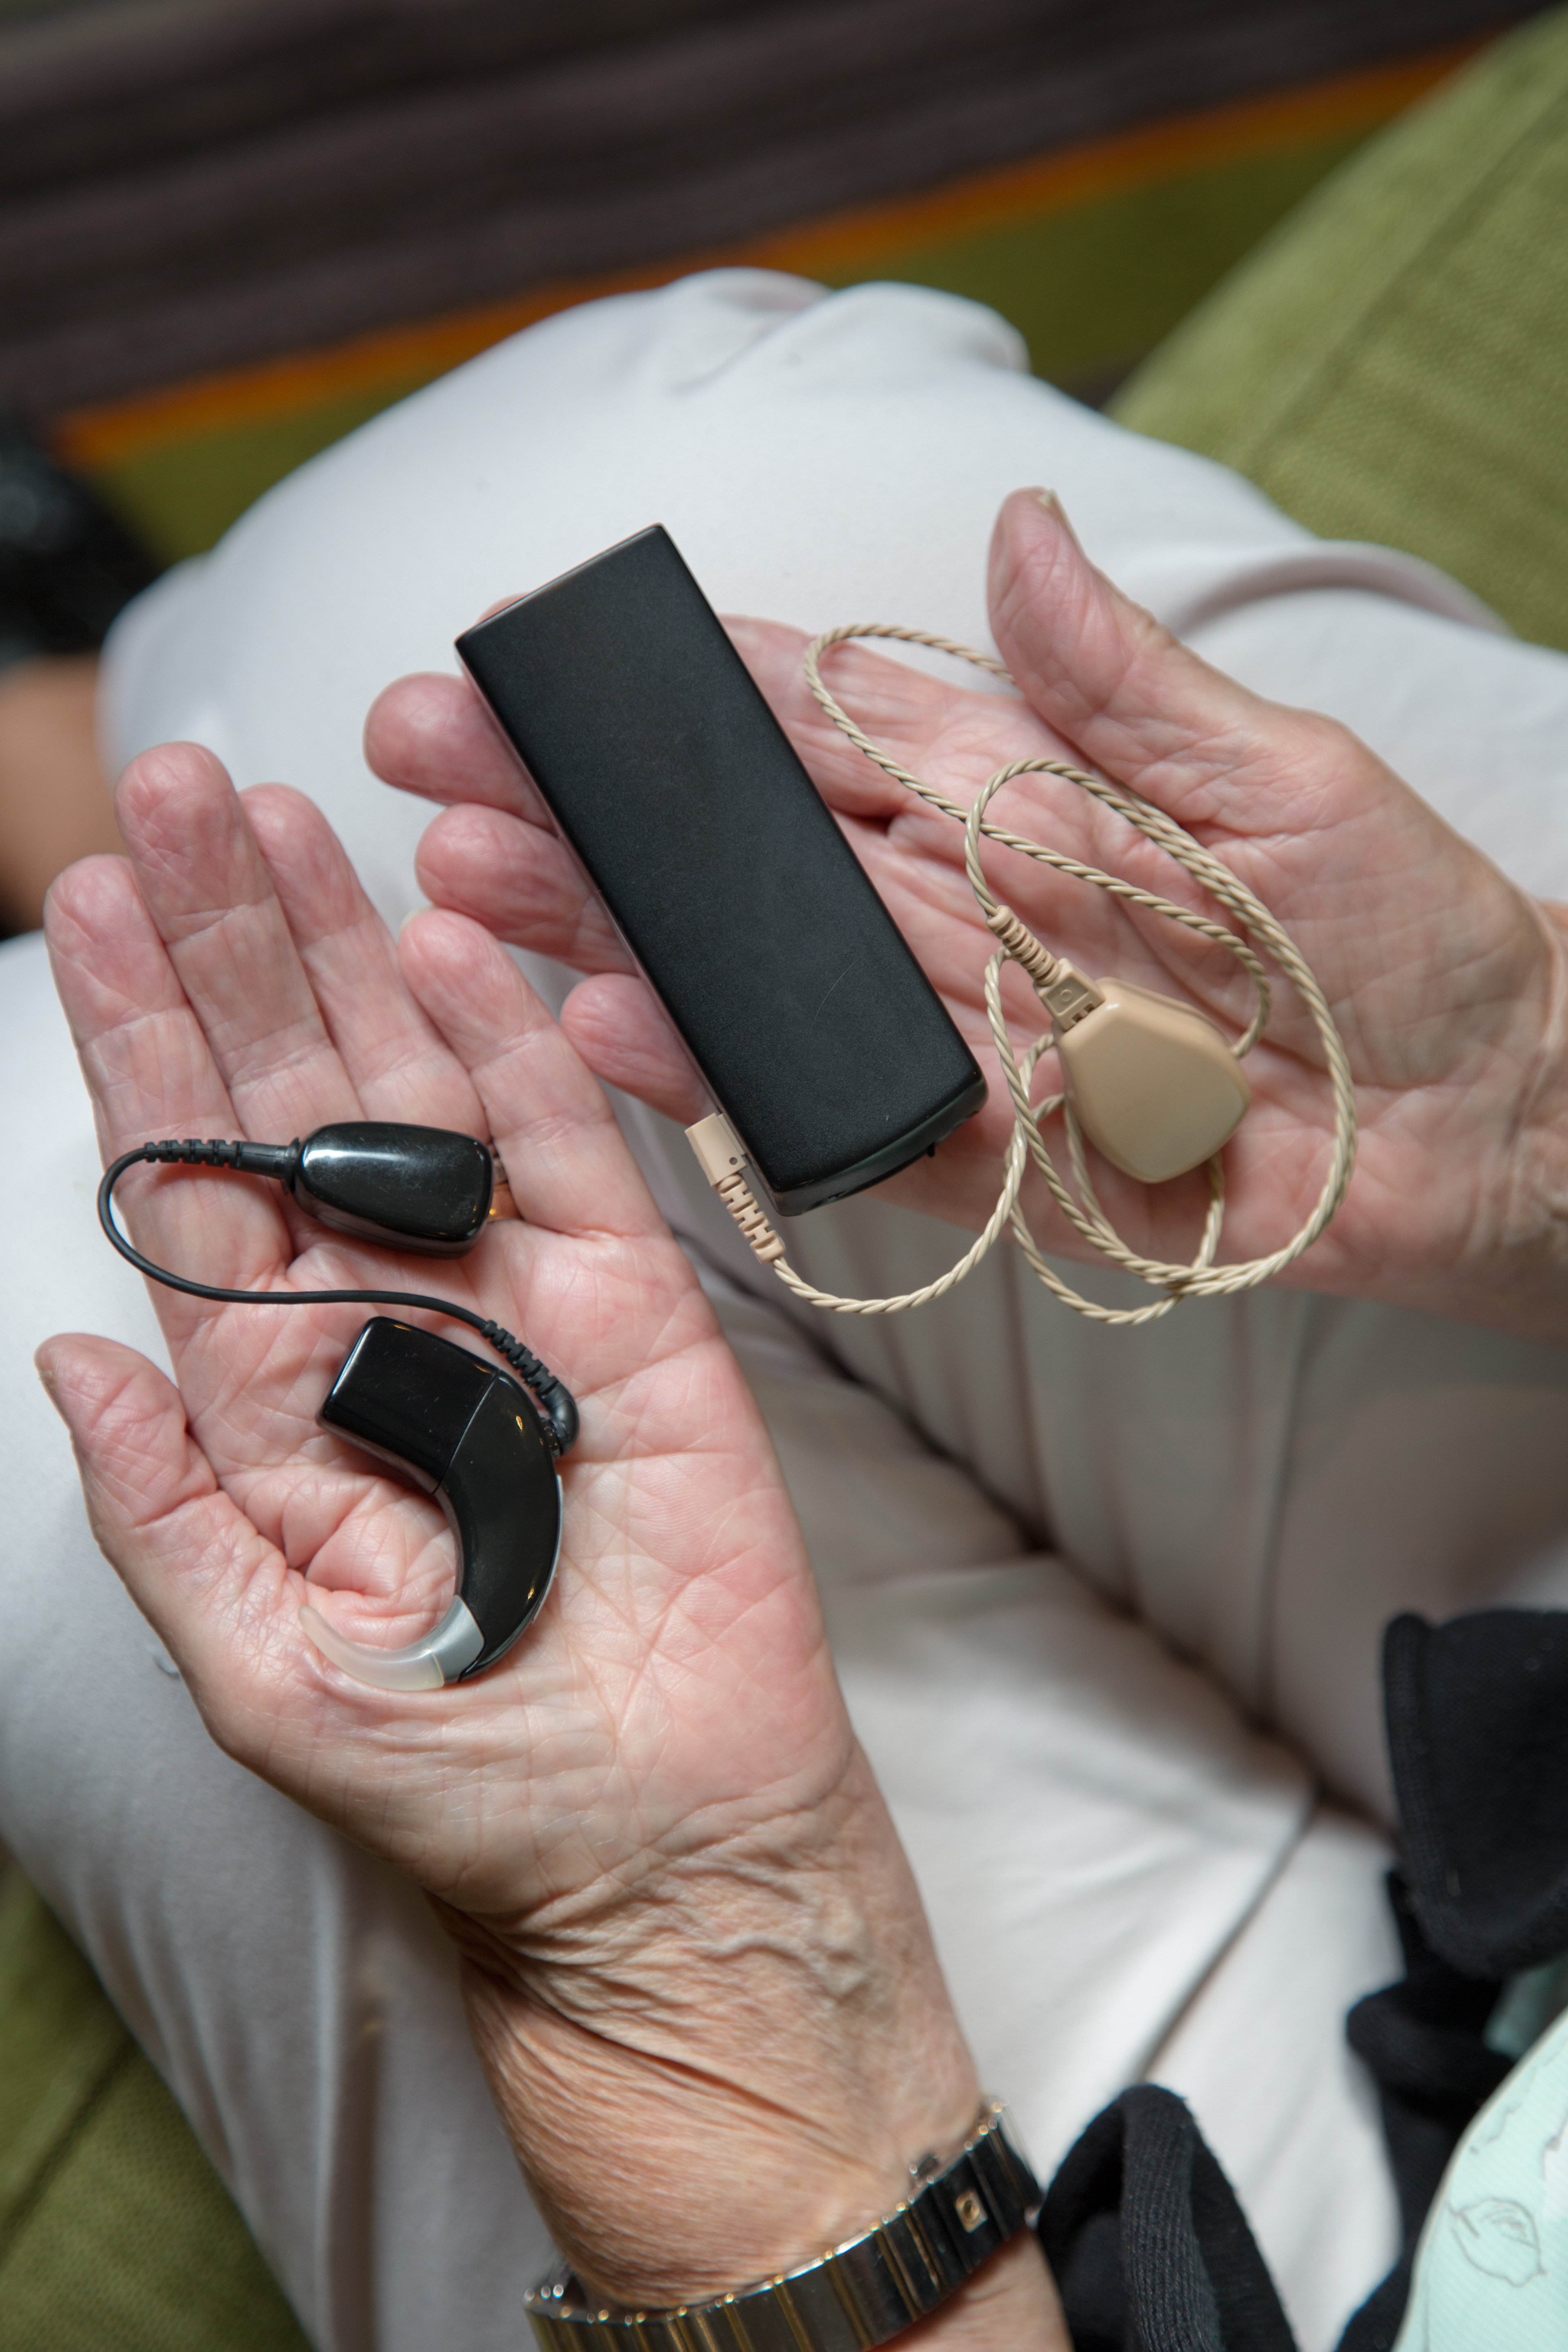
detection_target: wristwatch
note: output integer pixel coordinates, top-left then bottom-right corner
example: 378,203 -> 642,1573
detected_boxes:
523,2098 -> 1040,2351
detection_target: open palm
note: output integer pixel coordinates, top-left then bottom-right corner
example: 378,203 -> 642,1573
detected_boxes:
40,741 -> 1011,2309
39,742 -> 850,1936
374,491 -> 1566,1336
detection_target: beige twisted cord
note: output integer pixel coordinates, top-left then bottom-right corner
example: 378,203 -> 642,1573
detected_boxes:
711,625 -> 1358,1327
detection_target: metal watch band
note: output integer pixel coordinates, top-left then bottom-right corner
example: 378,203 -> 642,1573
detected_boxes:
523,2098 -> 1040,2352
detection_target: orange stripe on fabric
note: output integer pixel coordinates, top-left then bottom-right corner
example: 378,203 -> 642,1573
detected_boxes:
739,42 -> 1480,270
53,39 -> 1481,472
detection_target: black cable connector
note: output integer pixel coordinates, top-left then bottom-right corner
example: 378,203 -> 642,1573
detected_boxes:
138,1136 -> 297,1178
98,1129 -> 579,1457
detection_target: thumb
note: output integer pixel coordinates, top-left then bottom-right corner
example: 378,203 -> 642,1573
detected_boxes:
986,488 -> 1336,838
36,1335 -> 282,1702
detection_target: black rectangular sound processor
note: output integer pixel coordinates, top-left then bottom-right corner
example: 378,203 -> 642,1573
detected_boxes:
456,526 -> 986,1216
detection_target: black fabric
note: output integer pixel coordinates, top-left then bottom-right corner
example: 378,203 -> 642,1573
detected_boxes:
1038,1607 -> 1568,2352
1039,2086 -> 1295,2352
0,424 -> 159,672
1385,1607 -> 1568,1978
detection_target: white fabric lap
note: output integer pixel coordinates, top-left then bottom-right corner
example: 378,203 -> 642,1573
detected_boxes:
648,1156 -> 1568,1826
0,268 -> 1563,2345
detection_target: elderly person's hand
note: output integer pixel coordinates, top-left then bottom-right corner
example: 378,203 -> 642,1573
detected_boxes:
36,749 -> 1064,2344
372,490 -> 1568,1342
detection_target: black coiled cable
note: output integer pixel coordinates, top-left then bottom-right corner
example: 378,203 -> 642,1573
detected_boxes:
98,1140 -> 580,1457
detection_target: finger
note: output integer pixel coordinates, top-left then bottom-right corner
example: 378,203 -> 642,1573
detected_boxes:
398,909 -> 666,1239
986,489 -> 1354,839
36,1334 -> 294,1725
415,801 -> 631,973
114,744 -> 360,1139
559,973 -> 709,1126
45,851 -> 286,1288
365,670 -> 548,820
728,619 -> 936,818
727,615 -> 1074,823
37,1333 -> 464,1787
243,783 -> 483,1129
731,613 -> 1172,940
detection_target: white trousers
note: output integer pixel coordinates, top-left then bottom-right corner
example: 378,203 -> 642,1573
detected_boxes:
4,272 -> 1568,2352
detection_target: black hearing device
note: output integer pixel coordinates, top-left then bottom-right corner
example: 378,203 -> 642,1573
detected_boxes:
456,526 -> 987,1216
316,1318 -> 562,1683
98,1125 -> 574,1691
289,1123 -> 495,1255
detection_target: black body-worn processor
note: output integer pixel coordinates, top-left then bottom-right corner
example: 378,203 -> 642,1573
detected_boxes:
457,526 -> 986,1216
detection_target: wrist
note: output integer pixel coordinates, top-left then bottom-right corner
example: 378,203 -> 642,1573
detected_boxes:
902,2232 -> 1068,2350
450,1746 -> 982,2307
526,2131 -> 1067,2352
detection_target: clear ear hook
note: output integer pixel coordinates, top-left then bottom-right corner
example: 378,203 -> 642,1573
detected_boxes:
298,1595 -> 485,1693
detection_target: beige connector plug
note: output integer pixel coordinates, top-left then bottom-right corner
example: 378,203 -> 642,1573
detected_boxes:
686,1111 -> 746,1187
685,1113 -> 786,1263
988,902 -> 1248,1182
1056,978 -> 1251,1183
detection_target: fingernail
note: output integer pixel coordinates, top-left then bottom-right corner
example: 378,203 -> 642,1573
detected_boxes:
1032,488 -> 1082,548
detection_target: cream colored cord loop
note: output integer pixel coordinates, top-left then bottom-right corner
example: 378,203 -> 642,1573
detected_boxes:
768,1120 -> 1029,1318
691,626 -> 1357,1327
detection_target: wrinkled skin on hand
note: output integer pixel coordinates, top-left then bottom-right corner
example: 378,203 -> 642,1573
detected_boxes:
38,753 -> 1069,2332
372,491 -> 1568,1341
42,753 -> 829,1931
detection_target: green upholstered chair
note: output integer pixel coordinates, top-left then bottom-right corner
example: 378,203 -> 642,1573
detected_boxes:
4,11 -> 1566,2341
1111,4 -> 1568,655
0,1872 -> 309,2350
